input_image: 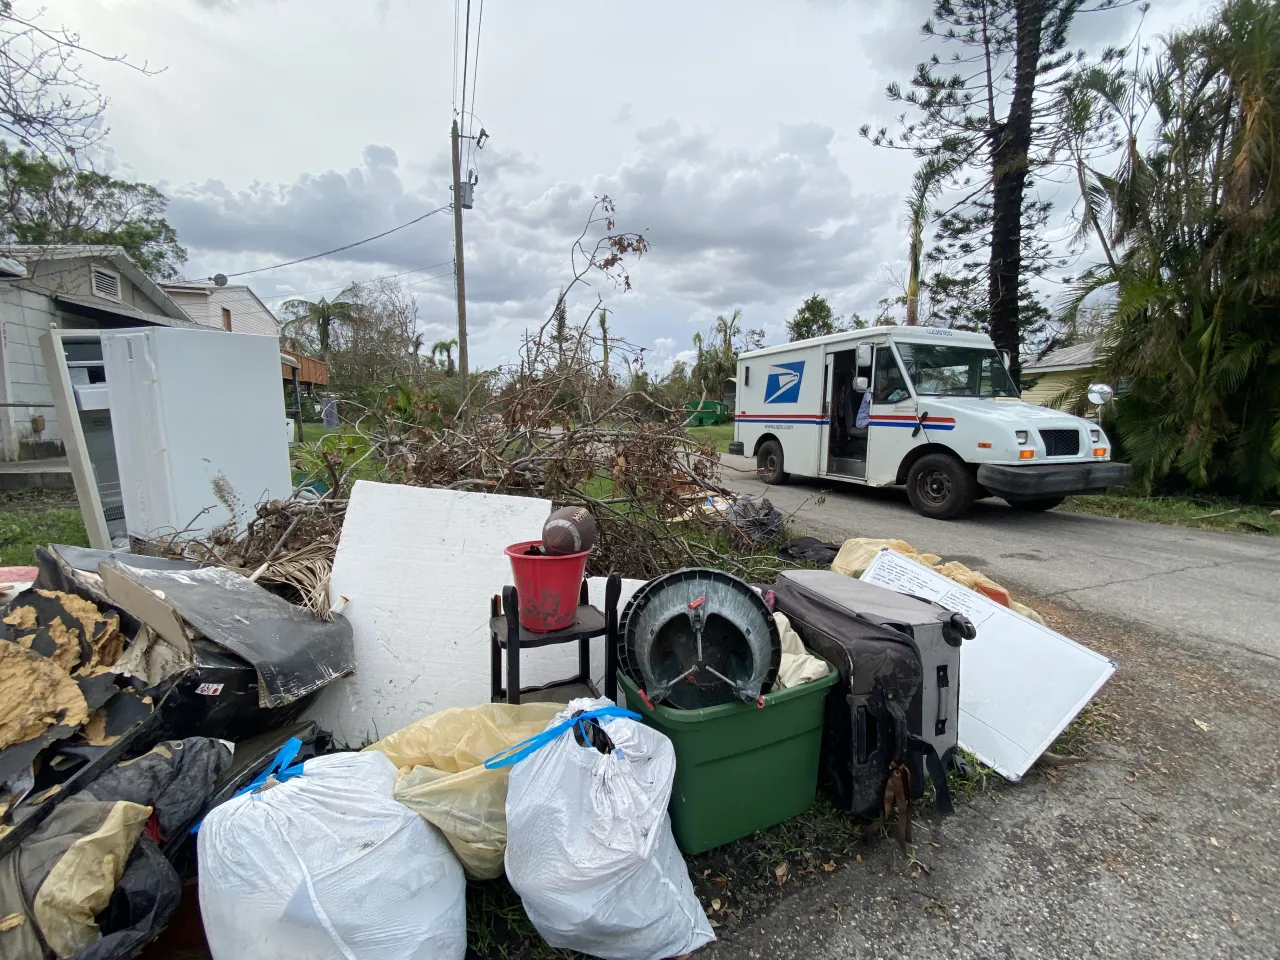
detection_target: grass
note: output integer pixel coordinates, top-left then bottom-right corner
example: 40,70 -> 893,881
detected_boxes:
1050,701 -> 1118,757
1061,490 -> 1280,536
0,494 -> 88,566
686,422 -> 734,453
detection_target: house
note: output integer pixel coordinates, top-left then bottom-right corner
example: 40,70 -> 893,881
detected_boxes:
162,282 -> 329,404
161,281 -> 281,336
1020,342 -> 1098,409
0,245 -> 196,461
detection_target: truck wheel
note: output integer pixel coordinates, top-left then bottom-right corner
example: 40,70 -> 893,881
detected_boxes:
756,440 -> 788,485
906,453 -> 976,520
1007,497 -> 1066,512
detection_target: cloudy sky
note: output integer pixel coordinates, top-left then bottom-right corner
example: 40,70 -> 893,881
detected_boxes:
62,0 -> 1201,372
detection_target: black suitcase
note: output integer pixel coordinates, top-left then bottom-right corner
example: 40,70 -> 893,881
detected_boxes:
772,570 -> 973,816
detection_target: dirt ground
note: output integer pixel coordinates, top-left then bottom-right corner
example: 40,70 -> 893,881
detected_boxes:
706,596 -> 1280,960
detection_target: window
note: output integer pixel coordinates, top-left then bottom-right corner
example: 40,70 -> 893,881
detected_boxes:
894,342 -> 1019,398
872,346 -> 910,404
222,307 -> 232,331
90,267 -> 121,302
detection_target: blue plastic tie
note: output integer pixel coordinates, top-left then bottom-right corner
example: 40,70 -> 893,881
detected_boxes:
189,737 -> 307,835
483,706 -> 640,769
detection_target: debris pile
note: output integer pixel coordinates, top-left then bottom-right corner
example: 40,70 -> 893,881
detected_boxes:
141,494 -> 347,619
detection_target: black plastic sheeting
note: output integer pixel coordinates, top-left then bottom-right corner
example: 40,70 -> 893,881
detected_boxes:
33,545 -> 206,642
98,562 -> 354,709
725,496 -> 784,543
776,536 -> 841,566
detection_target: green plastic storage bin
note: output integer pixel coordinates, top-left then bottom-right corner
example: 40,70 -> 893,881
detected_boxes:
617,663 -> 839,854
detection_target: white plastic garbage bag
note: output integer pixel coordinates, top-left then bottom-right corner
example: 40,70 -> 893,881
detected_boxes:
198,750 -> 466,960
499,699 -> 715,960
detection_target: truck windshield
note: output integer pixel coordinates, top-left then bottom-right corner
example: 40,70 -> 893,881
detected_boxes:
895,342 -> 1019,398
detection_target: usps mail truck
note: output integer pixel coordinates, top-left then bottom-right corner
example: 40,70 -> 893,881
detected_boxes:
728,327 -> 1131,519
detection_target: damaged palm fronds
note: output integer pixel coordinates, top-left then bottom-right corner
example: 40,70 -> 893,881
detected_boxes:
141,495 -> 347,619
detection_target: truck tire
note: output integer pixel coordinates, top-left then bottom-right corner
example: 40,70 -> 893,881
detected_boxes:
756,439 -> 788,485
1007,496 -> 1066,512
906,453 -> 976,520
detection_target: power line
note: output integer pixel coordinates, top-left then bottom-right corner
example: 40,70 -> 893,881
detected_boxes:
404,268 -> 458,289
258,259 -> 455,303
466,0 -> 486,171
213,204 -> 452,281
459,0 -> 473,143
451,0 -> 461,118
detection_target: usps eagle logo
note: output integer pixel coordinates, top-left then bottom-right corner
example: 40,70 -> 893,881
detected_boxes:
764,361 -> 805,404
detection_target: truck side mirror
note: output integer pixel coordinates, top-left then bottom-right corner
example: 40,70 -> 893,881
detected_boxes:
854,376 -> 869,391
856,344 -> 872,367
1000,351 -> 1011,369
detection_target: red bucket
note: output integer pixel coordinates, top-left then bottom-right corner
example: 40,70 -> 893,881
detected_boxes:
505,540 -> 590,632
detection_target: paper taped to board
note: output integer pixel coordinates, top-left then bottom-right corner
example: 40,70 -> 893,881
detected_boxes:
859,548 -> 1115,780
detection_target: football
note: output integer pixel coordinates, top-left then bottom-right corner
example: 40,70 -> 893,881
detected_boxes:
542,506 -> 597,555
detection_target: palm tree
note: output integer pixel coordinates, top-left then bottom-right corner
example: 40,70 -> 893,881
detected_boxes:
410,332 -> 425,380
279,291 -> 358,366
1060,0 -> 1280,495
714,309 -> 742,360
904,156 -> 956,325
597,307 -> 611,384
431,338 -> 458,377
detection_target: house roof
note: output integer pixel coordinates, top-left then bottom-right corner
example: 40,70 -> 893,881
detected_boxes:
1024,342 -> 1097,373
0,244 -> 193,325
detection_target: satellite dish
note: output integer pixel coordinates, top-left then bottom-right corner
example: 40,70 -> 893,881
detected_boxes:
213,273 -> 228,287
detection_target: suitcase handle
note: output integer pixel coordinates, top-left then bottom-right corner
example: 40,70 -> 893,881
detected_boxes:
935,665 -> 950,736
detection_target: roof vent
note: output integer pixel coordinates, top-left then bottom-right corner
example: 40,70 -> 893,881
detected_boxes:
90,266 -> 121,302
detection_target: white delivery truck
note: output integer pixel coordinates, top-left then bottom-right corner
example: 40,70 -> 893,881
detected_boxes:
727,327 -> 1131,519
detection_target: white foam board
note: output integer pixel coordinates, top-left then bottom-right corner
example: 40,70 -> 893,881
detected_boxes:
304,481 -> 644,746
859,549 -> 1116,780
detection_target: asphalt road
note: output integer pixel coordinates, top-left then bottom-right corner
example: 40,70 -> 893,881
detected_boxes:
718,453 -> 1280,662
709,457 -> 1280,960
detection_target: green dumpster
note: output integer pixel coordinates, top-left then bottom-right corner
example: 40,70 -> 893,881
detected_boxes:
683,400 -> 729,426
617,663 -> 839,854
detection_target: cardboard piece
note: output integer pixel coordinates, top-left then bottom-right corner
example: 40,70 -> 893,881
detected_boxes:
98,563 -> 193,656
859,548 -> 1115,780
305,481 -> 642,747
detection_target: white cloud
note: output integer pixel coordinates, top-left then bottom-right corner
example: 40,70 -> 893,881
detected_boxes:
59,0 -> 1209,369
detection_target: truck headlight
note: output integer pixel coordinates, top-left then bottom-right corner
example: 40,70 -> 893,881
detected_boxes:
1015,430 -> 1029,445
1090,428 -> 1101,443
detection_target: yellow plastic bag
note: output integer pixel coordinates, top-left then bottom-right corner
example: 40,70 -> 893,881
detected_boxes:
367,702 -> 561,879
831,538 -> 941,578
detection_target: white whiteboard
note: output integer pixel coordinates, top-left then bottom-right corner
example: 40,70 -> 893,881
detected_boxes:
860,548 -> 1115,780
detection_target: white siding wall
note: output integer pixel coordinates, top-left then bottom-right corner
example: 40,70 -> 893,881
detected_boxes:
212,287 -> 279,336
167,288 -> 213,327
0,286 -> 63,459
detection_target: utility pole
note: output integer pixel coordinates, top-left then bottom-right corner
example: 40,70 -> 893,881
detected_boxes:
450,118 -> 470,414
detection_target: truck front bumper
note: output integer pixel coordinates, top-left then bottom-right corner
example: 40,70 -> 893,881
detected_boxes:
976,461 -> 1132,501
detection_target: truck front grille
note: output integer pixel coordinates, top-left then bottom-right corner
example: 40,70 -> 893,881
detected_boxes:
1039,429 -> 1081,457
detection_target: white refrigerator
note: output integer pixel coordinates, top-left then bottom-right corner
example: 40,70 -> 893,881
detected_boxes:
102,328 -> 293,541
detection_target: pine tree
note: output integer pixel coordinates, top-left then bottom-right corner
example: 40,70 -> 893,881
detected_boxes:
863,0 -> 1134,379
